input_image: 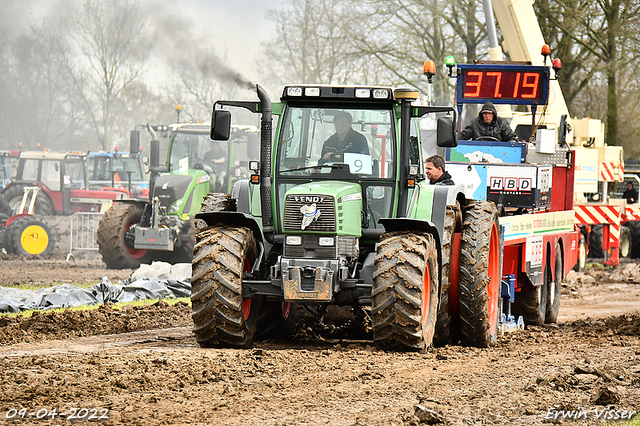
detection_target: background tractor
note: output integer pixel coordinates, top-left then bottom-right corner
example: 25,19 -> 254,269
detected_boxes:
96,123 -> 258,269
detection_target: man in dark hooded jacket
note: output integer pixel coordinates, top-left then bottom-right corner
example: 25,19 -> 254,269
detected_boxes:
459,101 -> 517,142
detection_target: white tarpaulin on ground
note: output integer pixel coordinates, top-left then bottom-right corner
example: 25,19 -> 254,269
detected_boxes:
0,261 -> 191,314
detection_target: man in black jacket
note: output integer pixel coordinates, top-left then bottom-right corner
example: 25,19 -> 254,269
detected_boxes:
459,101 -> 517,142
319,111 -> 369,165
623,181 -> 638,204
425,155 -> 454,185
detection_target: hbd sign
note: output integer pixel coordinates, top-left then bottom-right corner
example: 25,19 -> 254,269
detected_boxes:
489,176 -> 533,193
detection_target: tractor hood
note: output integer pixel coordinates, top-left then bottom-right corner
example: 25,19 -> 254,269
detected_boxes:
153,170 -> 210,215
283,181 -> 363,237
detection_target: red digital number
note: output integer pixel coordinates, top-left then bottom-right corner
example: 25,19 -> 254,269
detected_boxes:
521,72 -> 539,99
464,71 -> 483,97
486,72 -> 502,97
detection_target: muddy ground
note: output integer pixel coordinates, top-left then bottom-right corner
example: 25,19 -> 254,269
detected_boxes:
0,259 -> 639,426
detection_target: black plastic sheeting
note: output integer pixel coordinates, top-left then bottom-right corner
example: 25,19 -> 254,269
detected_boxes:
0,262 -> 192,314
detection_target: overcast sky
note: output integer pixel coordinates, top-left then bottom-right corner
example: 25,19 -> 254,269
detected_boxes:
0,0 -> 282,83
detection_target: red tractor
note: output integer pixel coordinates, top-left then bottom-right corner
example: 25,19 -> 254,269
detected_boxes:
0,193 -> 55,257
1,151 -> 126,216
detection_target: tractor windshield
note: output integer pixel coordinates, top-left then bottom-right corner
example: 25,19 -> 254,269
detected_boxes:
277,107 -> 395,179
169,131 -> 225,172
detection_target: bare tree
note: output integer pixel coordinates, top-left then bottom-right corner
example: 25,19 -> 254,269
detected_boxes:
0,21 -> 82,151
67,0 -> 150,151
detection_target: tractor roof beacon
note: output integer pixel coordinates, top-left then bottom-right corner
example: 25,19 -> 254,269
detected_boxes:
190,83 -> 504,351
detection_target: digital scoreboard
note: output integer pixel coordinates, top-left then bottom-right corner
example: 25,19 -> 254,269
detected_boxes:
456,63 -> 549,106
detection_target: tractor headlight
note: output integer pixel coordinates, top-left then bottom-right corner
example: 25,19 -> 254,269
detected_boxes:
318,237 -> 335,247
169,199 -> 183,214
285,235 -> 302,245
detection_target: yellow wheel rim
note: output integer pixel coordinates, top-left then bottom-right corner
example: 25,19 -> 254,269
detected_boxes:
20,225 -> 49,255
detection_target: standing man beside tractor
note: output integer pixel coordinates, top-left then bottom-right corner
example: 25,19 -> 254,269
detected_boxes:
425,155 -> 455,185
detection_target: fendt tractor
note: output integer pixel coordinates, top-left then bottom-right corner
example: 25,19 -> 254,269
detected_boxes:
96,123 -> 258,269
191,80 -> 510,351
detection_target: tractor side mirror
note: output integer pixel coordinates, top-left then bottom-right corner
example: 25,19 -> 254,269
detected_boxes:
436,116 -> 458,148
211,110 -> 231,141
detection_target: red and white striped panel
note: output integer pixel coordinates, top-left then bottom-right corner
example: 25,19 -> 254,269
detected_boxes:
624,205 -> 640,221
574,204 -> 621,244
599,162 -> 623,182
574,205 -> 622,225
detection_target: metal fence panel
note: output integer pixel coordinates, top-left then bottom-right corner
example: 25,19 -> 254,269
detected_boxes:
67,212 -> 103,261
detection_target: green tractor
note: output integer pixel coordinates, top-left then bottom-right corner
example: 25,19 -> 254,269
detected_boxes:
96,123 -> 258,269
191,84 -> 503,351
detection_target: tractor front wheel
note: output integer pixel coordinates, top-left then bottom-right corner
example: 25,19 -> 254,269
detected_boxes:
372,231 -> 439,351
191,225 -> 260,347
7,216 -> 56,257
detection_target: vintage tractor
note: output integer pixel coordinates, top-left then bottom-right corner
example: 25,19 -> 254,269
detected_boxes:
96,123 -> 258,269
190,84 -> 507,351
1,151 -> 126,216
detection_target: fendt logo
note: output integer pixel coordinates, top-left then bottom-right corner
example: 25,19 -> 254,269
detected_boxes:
489,177 -> 533,192
292,195 -> 326,204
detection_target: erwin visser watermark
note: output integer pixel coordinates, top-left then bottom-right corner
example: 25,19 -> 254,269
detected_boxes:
545,407 -> 637,421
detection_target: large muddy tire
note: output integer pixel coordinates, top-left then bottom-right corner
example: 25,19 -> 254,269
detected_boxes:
372,231 -> 439,351
255,301 -> 297,341
546,245 -> 563,324
3,184 -> 54,216
433,203 -> 460,347
628,221 -> 640,258
97,203 -> 152,269
194,193 -> 235,232
588,225 -> 604,258
620,225 -> 631,258
458,201 -> 501,347
191,226 -> 260,347
7,216 -> 56,257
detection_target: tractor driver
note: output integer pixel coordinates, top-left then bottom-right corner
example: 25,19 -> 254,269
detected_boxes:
459,101 -> 517,142
319,111 -> 369,165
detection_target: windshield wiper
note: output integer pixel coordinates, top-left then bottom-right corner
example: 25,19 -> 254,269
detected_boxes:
279,164 -> 337,174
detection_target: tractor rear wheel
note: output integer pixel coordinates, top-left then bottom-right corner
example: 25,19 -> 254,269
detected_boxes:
3,184 -> 54,216
191,225 -> 260,347
546,245 -> 563,324
372,231 -> 439,351
458,201 -> 501,347
96,203 -> 152,269
433,202 -> 460,347
7,216 -> 56,257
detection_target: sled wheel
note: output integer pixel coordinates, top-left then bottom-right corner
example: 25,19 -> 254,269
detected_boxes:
372,231 -> 439,351
545,245 -> 563,324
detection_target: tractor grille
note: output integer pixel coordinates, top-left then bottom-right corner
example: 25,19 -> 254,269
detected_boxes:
284,234 -> 337,259
284,195 -> 336,232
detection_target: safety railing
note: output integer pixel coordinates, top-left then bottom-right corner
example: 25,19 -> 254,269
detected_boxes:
66,212 -> 103,261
